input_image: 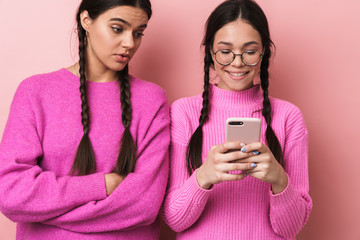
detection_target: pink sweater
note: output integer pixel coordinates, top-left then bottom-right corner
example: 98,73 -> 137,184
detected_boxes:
0,68 -> 170,240
163,84 -> 312,240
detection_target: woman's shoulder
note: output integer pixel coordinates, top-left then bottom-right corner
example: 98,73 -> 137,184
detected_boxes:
130,75 -> 165,95
171,93 -> 203,114
170,94 -> 203,131
270,96 -> 307,140
16,68 -> 73,95
270,96 -> 304,118
129,75 -> 168,102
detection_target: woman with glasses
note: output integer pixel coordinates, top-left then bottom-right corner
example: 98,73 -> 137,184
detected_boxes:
162,0 -> 312,239
0,0 -> 170,239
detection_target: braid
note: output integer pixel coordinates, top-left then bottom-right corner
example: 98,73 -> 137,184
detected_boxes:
79,35 -> 90,135
186,47 -> 213,175
114,65 -> 137,175
71,24 -> 96,176
199,50 -> 211,126
119,66 -> 132,128
260,51 -> 284,166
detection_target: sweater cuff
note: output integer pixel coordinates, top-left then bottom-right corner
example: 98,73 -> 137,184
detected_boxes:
68,172 -> 107,201
184,169 -> 212,204
269,173 -> 298,208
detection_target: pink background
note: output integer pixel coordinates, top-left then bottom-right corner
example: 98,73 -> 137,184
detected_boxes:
1,0 -> 359,239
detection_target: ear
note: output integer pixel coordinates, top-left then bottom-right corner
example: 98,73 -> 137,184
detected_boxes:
80,10 -> 92,32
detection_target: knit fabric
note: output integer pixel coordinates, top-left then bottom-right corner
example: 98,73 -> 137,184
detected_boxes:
163,84 -> 312,240
0,68 -> 170,240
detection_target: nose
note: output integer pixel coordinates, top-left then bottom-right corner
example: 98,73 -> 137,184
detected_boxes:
231,53 -> 245,67
121,32 -> 135,49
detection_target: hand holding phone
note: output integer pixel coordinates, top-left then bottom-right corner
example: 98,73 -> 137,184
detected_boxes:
196,118 -> 262,189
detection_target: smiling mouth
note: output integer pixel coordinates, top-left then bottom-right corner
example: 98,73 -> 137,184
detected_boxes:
227,71 -> 249,77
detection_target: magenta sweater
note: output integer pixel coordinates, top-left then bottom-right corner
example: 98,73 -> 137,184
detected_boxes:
0,68 -> 170,240
163,84 -> 312,239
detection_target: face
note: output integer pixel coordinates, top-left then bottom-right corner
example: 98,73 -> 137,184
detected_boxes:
212,19 -> 263,91
81,6 -> 149,73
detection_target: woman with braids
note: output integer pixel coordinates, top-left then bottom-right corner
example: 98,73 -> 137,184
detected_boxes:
163,0 -> 312,239
0,0 -> 169,239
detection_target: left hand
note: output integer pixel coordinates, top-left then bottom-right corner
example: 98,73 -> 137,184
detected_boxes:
237,142 -> 288,194
104,173 -> 125,196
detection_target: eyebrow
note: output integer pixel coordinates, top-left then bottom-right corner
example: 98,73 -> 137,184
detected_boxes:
109,17 -> 147,28
217,41 -> 259,48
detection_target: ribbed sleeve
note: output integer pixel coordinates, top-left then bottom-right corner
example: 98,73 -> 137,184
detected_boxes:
269,134 -> 312,238
162,97 -> 212,232
163,143 -> 211,232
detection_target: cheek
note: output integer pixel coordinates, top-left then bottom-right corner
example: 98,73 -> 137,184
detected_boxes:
93,29 -> 115,49
90,32 -> 108,50
133,38 -> 143,51
213,61 -> 224,76
253,65 -> 261,75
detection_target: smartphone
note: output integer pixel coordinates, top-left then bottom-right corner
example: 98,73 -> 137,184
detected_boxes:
225,118 -> 261,144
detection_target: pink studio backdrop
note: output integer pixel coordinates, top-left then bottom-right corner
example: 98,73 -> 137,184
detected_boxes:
0,0 -> 359,239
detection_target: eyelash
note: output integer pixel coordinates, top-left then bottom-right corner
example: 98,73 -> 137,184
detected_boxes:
220,49 -> 258,53
135,32 -> 144,37
111,27 -> 123,33
111,27 -> 144,37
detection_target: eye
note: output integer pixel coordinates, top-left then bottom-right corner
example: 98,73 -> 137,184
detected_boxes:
111,27 -> 123,33
244,50 -> 257,55
134,32 -> 145,38
219,50 -> 232,55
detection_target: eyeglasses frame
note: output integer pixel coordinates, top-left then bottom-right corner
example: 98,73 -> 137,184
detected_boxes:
212,49 -> 264,66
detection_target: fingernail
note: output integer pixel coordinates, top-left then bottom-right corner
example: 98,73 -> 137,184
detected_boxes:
240,143 -> 246,148
251,163 -> 257,168
241,147 -> 247,152
253,150 -> 260,155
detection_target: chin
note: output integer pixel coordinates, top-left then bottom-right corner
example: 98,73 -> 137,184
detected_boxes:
226,81 -> 254,91
111,63 -> 128,72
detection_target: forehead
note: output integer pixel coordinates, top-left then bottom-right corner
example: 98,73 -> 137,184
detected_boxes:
214,19 -> 262,46
96,6 -> 149,25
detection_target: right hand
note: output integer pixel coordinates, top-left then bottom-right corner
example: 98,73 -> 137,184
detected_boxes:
104,173 -> 124,196
196,142 -> 255,189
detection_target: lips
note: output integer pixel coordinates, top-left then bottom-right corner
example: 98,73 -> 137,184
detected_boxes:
114,53 -> 130,63
226,70 -> 249,80
229,72 -> 246,77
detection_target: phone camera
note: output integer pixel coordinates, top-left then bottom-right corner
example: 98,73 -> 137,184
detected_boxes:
229,121 -> 244,126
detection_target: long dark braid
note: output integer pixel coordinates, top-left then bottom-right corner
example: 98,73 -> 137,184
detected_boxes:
114,66 -> 137,175
260,51 -> 284,166
186,46 -> 212,175
71,22 -> 96,176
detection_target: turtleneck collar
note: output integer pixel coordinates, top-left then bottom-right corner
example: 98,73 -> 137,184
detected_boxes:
209,84 -> 263,109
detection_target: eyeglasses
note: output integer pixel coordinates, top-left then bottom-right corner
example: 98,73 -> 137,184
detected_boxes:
213,49 -> 263,66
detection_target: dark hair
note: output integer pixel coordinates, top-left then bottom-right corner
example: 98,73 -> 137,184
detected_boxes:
70,0 -> 152,176
186,0 -> 284,175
